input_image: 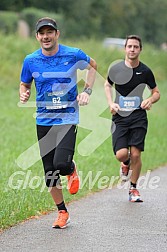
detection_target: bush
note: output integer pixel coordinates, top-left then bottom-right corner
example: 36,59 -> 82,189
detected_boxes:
0,11 -> 19,34
20,7 -> 63,36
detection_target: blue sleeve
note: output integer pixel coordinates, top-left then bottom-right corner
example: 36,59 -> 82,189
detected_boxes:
76,49 -> 90,70
20,57 -> 33,84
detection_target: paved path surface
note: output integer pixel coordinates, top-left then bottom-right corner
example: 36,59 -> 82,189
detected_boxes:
0,167 -> 167,252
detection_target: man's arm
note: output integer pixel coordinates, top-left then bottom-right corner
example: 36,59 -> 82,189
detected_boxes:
141,86 -> 160,110
77,58 -> 97,106
19,82 -> 31,103
84,58 -> 97,89
104,80 -> 120,115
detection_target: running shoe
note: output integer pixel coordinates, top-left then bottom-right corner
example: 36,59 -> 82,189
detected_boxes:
67,161 -> 79,194
120,162 -> 131,182
52,210 -> 70,229
129,187 -> 143,202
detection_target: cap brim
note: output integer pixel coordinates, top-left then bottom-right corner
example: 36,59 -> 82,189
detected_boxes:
36,21 -> 57,32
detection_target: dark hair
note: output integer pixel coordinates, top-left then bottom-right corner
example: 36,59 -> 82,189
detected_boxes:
125,35 -> 142,49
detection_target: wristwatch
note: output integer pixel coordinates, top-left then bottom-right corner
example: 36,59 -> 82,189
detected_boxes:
83,87 -> 92,95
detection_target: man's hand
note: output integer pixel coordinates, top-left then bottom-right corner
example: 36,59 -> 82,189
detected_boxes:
20,89 -> 30,103
109,103 -> 120,115
77,92 -> 90,106
140,98 -> 152,110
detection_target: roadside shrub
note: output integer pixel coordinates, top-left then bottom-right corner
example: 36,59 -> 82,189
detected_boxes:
20,7 -> 63,36
0,11 -> 19,34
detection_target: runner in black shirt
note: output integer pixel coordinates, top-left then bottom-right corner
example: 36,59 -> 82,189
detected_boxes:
104,35 -> 160,202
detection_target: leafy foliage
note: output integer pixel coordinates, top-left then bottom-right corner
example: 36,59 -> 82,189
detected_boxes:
0,11 -> 18,34
20,7 -> 63,36
0,0 -> 167,43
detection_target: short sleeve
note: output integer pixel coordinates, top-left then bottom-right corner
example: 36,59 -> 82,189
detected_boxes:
20,57 -> 33,84
107,75 -> 114,85
76,49 -> 90,70
146,69 -> 157,89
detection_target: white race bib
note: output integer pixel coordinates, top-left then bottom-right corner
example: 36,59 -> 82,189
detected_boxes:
119,96 -> 140,111
44,91 -> 68,109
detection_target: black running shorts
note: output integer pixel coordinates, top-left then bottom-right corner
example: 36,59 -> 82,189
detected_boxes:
111,110 -> 148,154
36,124 -> 77,187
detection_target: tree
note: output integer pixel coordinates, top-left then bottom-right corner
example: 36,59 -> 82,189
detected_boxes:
1,0 -> 167,45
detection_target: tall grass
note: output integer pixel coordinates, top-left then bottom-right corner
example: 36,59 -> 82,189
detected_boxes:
0,34 -> 167,231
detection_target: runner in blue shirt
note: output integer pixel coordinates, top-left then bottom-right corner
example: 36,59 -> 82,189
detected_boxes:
19,17 -> 97,228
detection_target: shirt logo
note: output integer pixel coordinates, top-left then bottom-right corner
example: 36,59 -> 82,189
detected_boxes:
64,62 -> 69,65
136,72 -> 142,75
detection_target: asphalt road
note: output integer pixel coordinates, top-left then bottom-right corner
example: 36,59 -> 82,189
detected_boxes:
0,166 -> 167,252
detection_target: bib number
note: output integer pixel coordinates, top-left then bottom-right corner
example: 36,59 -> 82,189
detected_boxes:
119,96 -> 140,111
44,91 -> 68,109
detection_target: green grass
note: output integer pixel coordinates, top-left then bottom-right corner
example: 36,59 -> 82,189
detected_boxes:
0,34 -> 167,231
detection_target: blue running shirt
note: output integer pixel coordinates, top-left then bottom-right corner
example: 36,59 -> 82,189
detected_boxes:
21,44 -> 90,126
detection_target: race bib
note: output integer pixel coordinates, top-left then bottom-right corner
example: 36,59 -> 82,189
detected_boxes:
119,96 -> 140,111
44,91 -> 68,109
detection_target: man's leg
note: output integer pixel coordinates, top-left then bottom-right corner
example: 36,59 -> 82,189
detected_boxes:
116,148 -> 129,163
36,125 -> 70,228
128,146 -> 143,202
54,125 -> 79,195
116,148 -> 131,181
49,186 -> 64,205
116,146 -> 143,202
116,146 -> 142,185
130,146 -> 142,184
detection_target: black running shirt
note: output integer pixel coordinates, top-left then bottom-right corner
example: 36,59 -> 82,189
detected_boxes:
107,61 -> 157,106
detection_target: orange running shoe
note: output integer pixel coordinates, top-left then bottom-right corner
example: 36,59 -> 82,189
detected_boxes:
67,161 -> 79,194
52,210 -> 70,229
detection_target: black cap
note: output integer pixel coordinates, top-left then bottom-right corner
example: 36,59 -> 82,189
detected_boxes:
36,18 -> 57,33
